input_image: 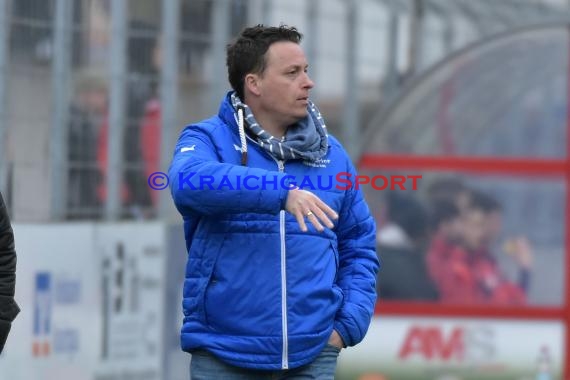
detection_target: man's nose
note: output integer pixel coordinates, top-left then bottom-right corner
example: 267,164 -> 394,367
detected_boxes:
303,72 -> 315,89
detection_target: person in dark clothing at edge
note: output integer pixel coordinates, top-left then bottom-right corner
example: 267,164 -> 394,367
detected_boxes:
376,192 -> 438,301
169,25 -> 379,379
0,191 -> 19,353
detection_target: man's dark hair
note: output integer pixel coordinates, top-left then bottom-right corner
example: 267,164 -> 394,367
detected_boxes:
469,190 -> 502,214
226,24 -> 302,100
426,177 -> 468,203
429,199 -> 460,229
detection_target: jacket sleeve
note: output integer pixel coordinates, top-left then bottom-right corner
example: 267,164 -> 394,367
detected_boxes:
333,160 -> 379,347
0,192 -> 20,353
169,123 -> 290,216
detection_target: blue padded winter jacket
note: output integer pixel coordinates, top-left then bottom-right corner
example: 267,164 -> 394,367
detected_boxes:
169,92 -> 379,370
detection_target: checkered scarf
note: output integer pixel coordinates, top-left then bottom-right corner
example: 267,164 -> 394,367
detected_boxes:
230,92 -> 328,162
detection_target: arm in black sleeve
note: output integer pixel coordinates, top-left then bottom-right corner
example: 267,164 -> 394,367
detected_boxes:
0,192 -> 20,353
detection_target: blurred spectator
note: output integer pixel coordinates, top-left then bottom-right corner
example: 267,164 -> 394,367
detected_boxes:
426,199 -> 463,301
377,193 -> 438,301
96,110 -> 132,208
67,70 -> 107,219
123,21 -> 159,217
478,191 -> 503,244
139,33 -> 163,210
96,21 -> 160,218
427,190 -> 530,305
470,190 -> 533,298
140,93 -> 161,209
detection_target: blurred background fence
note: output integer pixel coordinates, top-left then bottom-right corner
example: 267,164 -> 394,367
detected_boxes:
1,0 -> 568,222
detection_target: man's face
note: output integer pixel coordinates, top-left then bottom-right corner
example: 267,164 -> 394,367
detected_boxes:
253,41 -> 314,126
442,215 -> 463,244
461,209 -> 487,251
79,88 -> 107,114
484,210 -> 502,244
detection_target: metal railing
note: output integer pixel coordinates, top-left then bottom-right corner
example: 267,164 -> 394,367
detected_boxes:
0,0 -> 566,221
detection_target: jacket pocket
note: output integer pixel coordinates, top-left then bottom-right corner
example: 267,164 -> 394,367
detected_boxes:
202,277 -> 217,326
329,242 -> 344,308
199,247 -> 223,326
202,236 -> 281,335
330,241 -> 339,283
182,235 -> 222,325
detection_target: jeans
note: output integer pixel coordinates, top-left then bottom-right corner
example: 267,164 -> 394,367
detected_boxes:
190,344 -> 341,380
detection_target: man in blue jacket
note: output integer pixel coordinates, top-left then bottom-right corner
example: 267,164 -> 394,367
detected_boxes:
169,24 -> 379,379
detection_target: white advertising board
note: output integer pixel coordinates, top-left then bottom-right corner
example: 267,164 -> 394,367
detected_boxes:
337,316 -> 565,380
0,224 -> 100,380
92,223 -> 166,380
0,222 -> 168,380
1,223 -> 566,380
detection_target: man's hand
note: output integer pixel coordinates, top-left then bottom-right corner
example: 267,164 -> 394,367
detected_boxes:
504,236 -> 533,270
512,236 -> 533,269
328,330 -> 344,349
285,188 -> 338,232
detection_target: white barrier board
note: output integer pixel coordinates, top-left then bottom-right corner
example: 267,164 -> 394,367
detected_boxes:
0,223 -> 167,380
337,316 -> 565,380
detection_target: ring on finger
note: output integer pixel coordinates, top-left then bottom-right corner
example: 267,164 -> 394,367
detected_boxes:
306,211 -> 313,217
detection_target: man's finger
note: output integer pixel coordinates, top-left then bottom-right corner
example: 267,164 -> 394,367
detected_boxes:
307,212 -> 324,232
314,198 -> 338,220
295,211 -> 308,232
312,207 -> 334,229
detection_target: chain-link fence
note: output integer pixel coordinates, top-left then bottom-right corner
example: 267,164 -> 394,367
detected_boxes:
0,0 -> 567,222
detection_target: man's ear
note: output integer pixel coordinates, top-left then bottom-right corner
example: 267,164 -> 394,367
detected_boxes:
244,73 -> 261,96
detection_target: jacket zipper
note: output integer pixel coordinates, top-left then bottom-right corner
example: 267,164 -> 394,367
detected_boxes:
276,159 -> 288,369
243,134 -> 289,368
